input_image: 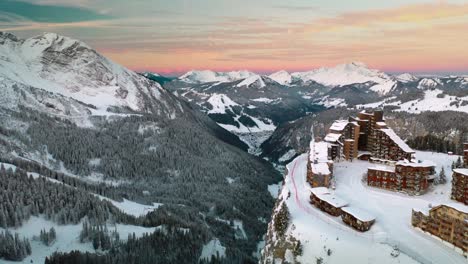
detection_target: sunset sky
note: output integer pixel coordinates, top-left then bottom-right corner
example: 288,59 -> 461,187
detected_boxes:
2,0 -> 468,76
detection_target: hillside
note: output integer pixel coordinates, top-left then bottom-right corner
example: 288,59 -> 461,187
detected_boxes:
0,32 -> 281,263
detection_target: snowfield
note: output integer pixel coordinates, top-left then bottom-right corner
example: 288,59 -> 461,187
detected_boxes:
357,89 -> 468,114
278,151 -> 466,264
0,217 -> 159,264
199,238 -> 226,261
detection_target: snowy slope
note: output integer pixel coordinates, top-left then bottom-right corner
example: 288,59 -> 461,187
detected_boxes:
179,70 -> 257,84
262,152 -> 466,264
358,89 -> 468,114
0,32 -> 180,119
236,75 -> 266,88
1,217 -> 159,264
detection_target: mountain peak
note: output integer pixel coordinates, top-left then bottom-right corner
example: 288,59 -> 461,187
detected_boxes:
0,32 -> 20,42
396,73 -> 418,83
25,32 -> 92,52
179,70 -> 257,84
269,70 -> 292,85
236,74 -> 266,88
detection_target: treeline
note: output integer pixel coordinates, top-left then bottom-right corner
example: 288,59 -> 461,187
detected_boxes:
45,228 -> 206,264
80,221 -> 120,251
407,134 -> 462,154
0,156 -> 134,202
0,166 -> 136,228
0,230 -> 31,261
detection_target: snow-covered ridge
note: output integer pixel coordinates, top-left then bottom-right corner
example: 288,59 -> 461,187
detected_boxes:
290,62 -> 396,95
395,73 -> 418,83
0,32 -> 180,119
269,70 -> 292,85
236,75 -> 266,88
179,70 -> 257,84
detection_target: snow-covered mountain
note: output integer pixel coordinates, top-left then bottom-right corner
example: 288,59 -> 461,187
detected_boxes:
0,32 -> 180,119
289,62 -> 397,95
395,73 -> 419,83
179,70 -> 257,84
268,70 -> 293,85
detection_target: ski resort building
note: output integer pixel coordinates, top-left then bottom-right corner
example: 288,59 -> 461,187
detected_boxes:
367,160 -> 436,195
411,204 -> 468,254
307,140 -> 334,188
341,207 -> 376,232
451,169 -> 468,205
324,119 -> 360,161
324,110 -> 414,162
310,187 -> 348,216
309,188 -> 376,232
372,128 -> 414,161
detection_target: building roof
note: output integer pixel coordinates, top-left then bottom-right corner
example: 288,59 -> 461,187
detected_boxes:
453,168 -> 468,176
396,160 -> 436,168
414,203 -> 468,215
330,120 -> 349,132
342,206 -> 376,222
359,110 -> 373,116
310,187 -> 331,196
324,133 -> 342,143
315,193 -> 348,208
376,121 -> 387,127
379,128 -> 415,153
368,165 -> 396,173
309,140 -> 332,175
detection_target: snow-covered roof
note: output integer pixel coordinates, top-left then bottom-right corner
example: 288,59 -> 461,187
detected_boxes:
412,207 -> 430,216
324,133 -> 342,142
330,120 -> 349,132
316,193 -> 348,208
453,168 -> 468,176
342,207 -> 376,222
314,163 -> 331,175
379,128 -> 414,153
376,121 -> 387,127
309,140 -> 332,175
415,203 -> 468,215
309,140 -> 330,163
368,165 -> 395,173
310,187 -> 330,196
396,160 -> 436,168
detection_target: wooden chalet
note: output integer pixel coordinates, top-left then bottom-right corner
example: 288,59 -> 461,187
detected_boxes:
310,191 -> 348,216
341,206 -> 376,232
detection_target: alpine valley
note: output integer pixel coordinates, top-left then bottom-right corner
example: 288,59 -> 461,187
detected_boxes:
0,32 -> 467,264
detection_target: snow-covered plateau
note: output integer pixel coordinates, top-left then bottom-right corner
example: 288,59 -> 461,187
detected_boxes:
262,151 -> 467,264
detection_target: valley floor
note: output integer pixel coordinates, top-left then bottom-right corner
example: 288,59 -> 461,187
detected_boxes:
280,151 -> 466,264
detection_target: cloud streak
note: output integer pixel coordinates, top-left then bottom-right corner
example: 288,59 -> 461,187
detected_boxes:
0,0 -> 112,23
